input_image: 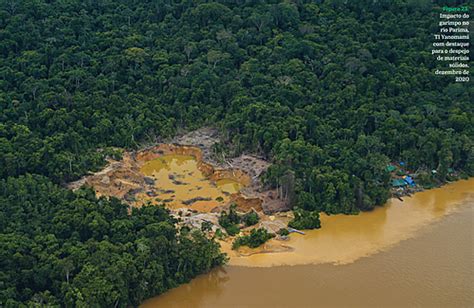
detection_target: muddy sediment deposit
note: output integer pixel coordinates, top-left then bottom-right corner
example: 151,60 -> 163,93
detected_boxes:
68,143 -> 268,214
66,127 -> 298,257
67,152 -> 145,200
138,152 -> 250,212
67,129 -> 295,255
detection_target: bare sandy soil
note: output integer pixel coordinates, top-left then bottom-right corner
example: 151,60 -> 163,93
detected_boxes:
66,128 -> 293,255
172,128 -> 289,214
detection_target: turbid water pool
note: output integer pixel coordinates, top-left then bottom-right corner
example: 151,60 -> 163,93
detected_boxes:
139,154 -> 242,212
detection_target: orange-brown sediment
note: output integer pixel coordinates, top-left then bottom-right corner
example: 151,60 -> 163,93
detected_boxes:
68,144 -> 261,213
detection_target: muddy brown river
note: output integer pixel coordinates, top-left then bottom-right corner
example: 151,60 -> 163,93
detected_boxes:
142,179 -> 474,307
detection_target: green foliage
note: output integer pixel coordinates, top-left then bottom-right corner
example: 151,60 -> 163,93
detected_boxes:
225,225 -> 241,237
218,204 -> 241,235
0,175 -> 225,306
211,142 -> 228,163
242,211 -> 260,227
416,171 -> 438,188
0,0 -> 469,205
0,1 -> 472,305
214,229 -> 225,240
102,147 -> 124,161
232,228 -> 275,250
218,206 -> 259,234
288,209 -> 321,230
277,228 -> 290,236
201,220 -> 213,232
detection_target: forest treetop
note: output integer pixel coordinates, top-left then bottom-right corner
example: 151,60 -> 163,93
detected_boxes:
0,0 -> 472,306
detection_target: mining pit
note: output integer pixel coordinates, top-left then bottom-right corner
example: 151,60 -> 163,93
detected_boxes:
67,128 -> 292,253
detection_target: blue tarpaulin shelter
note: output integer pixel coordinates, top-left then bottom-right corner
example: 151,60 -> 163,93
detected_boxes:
404,176 -> 415,186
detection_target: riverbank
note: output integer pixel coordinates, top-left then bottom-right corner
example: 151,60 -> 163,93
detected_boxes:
222,178 -> 474,267
67,130 -> 473,264
141,195 -> 474,307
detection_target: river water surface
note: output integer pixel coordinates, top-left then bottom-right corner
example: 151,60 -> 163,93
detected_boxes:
143,179 -> 474,307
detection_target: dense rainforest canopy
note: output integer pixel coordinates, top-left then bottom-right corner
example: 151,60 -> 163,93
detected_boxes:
0,0 -> 472,306
0,175 -> 225,306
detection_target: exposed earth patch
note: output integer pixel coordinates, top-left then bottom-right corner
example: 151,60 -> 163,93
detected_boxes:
67,128 -> 292,249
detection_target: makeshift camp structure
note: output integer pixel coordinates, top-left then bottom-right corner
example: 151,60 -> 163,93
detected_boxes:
391,179 -> 407,187
403,175 -> 415,186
